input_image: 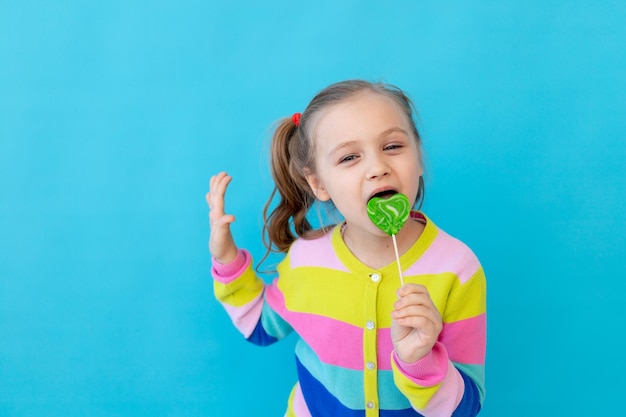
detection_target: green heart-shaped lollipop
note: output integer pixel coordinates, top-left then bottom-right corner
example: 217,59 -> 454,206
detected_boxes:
367,193 -> 411,235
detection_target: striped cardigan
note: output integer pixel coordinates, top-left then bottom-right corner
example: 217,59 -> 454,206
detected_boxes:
212,212 -> 486,417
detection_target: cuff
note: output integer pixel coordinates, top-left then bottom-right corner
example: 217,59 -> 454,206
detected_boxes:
211,249 -> 250,283
392,342 -> 449,387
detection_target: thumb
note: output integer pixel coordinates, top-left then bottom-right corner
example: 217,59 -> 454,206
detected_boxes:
216,214 -> 236,228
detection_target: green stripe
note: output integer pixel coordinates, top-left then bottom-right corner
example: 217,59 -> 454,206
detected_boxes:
260,302 -> 292,339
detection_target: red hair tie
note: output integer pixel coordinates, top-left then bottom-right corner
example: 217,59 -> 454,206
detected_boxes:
291,112 -> 301,127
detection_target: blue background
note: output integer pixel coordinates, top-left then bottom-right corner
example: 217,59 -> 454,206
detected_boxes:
1,1 -> 625,416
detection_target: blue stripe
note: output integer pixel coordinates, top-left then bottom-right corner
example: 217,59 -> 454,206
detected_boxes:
451,368 -> 481,417
296,356 -> 363,417
295,339 -> 412,410
453,362 -> 485,403
245,319 -> 278,346
296,356 -> 426,417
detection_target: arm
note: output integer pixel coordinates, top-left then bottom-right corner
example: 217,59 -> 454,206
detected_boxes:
207,172 -> 293,345
391,269 -> 486,417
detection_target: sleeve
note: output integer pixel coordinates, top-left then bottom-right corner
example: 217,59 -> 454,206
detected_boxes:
392,265 -> 487,417
212,249 -> 294,346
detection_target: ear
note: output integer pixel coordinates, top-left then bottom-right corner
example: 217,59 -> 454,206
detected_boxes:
304,172 -> 331,202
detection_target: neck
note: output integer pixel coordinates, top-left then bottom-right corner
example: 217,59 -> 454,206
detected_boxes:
342,220 -> 424,269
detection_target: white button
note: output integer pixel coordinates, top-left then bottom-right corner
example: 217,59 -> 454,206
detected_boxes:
366,362 -> 375,370
370,273 -> 380,282
367,401 -> 375,409
366,321 -> 375,330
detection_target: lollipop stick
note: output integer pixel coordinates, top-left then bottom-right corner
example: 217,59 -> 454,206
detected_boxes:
391,234 -> 404,286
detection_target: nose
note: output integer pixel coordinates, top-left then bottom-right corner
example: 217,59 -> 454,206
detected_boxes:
366,154 -> 390,180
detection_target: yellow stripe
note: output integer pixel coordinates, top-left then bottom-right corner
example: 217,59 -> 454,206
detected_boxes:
274,213 -> 485,326
284,384 -> 297,417
276,262 -> 369,326
213,266 -> 264,307
391,359 -> 440,409
276,262 -> 482,328
275,218 -> 439,328
443,268 -> 487,323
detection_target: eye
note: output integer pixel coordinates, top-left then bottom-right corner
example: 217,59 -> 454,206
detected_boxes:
384,143 -> 403,151
339,154 -> 359,164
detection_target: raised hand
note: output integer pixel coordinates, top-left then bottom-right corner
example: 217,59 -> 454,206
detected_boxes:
206,171 -> 238,264
391,284 -> 443,364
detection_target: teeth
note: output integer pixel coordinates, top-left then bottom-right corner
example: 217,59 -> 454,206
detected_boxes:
372,190 -> 397,199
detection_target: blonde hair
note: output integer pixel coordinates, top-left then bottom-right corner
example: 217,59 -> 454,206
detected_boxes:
261,79 -> 424,260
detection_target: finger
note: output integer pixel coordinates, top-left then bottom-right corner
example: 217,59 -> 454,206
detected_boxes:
393,303 -> 434,317
397,283 -> 429,297
393,295 -> 441,323
212,214 -> 236,229
209,172 -> 229,195
394,312 -> 442,335
209,173 -> 220,194
394,293 -> 436,311
394,315 -> 437,331
212,174 -> 232,204
392,305 -> 438,322
208,174 -> 232,216
208,173 -> 224,208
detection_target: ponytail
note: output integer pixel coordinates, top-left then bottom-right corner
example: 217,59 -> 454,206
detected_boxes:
261,118 -> 317,259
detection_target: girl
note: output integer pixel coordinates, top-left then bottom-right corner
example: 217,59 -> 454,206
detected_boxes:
207,80 -> 486,417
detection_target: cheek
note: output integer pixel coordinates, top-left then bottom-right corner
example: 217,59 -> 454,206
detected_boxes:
323,179 -> 355,206
413,154 -> 423,177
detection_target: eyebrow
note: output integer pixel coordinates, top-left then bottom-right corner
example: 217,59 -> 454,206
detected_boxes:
379,127 -> 410,138
327,127 -> 410,157
328,141 -> 358,157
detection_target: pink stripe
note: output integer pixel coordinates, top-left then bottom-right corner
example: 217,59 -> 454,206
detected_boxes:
289,232 -> 349,271
267,283 -> 484,371
292,383 -> 312,417
221,292 -> 264,338
266,285 -> 365,369
268,289 -> 398,370
404,229 -> 480,284
440,314 -> 486,364
418,364 -> 465,416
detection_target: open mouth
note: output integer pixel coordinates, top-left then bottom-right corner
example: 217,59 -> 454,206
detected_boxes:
369,190 -> 398,200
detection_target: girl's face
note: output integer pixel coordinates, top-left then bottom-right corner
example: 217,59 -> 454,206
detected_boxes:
305,91 -> 422,237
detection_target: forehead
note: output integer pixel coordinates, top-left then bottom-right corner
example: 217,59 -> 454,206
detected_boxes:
312,91 -> 411,147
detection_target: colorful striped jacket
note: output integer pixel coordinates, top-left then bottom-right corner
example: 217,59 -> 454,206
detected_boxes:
212,212 -> 486,416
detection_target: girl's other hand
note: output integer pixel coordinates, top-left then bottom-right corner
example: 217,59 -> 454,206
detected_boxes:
391,284 -> 443,364
207,171 -> 238,264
